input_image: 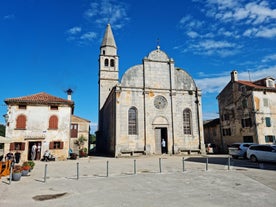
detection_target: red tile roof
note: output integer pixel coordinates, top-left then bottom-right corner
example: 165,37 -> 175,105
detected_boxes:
237,80 -> 276,90
5,92 -> 74,106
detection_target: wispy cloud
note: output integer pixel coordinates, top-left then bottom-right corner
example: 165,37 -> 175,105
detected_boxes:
177,1 -> 276,57
66,0 -> 129,45
67,26 -> 82,35
80,32 -> 97,41
84,0 -> 129,29
262,53 -> 276,63
195,66 -> 276,94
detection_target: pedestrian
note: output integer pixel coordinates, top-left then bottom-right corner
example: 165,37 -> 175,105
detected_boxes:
43,150 -> 50,162
31,144 -> 37,160
161,139 -> 166,154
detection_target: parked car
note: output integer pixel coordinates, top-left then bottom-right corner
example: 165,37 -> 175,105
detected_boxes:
247,144 -> 276,163
228,143 -> 255,159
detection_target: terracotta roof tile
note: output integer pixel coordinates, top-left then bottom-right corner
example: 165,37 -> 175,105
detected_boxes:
5,92 -> 74,106
237,80 -> 276,90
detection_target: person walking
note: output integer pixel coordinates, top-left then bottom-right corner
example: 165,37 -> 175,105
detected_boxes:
31,144 -> 37,160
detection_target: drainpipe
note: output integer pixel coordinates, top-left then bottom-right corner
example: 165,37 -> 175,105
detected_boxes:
142,59 -> 147,153
195,87 -> 202,151
168,59 -> 175,154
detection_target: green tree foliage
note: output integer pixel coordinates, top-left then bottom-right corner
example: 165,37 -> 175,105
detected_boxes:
90,134 -> 96,144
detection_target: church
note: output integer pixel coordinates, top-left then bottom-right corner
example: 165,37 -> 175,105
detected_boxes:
96,24 -> 205,156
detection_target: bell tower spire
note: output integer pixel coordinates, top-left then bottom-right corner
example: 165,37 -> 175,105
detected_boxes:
98,24 -> 119,111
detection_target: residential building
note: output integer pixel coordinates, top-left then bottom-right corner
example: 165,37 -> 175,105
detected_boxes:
70,115 -> 90,153
96,24 -> 205,156
203,118 -> 222,153
217,70 -> 276,151
3,91 -> 89,161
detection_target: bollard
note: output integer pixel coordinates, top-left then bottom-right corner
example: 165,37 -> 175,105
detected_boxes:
228,156 -> 231,170
44,164 -> 48,183
206,157 -> 208,171
77,162 -> 79,180
134,159 -> 136,175
182,157 -> 185,172
106,160 -> 109,177
159,158 -> 162,173
9,165 -> 13,185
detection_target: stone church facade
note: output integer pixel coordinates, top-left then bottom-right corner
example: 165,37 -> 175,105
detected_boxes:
96,24 -> 205,156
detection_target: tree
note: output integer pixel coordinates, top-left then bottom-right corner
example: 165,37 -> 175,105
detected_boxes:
74,135 -> 87,150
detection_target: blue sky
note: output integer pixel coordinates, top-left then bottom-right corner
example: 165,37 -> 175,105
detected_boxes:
1,0 -> 276,133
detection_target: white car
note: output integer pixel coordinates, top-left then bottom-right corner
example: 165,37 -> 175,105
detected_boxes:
247,144 -> 276,163
228,143 -> 255,159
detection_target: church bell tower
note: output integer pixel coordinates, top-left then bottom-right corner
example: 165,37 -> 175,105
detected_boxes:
98,24 -> 119,111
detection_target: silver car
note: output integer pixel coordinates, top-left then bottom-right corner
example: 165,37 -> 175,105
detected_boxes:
228,143 -> 255,159
247,144 -> 276,163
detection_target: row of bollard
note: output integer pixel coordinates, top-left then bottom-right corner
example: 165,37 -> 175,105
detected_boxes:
42,156 -> 232,183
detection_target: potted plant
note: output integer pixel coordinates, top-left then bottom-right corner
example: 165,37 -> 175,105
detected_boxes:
12,165 -> 22,181
21,162 -> 31,176
27,160 -> 35,171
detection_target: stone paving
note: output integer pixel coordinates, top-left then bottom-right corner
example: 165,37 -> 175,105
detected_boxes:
1,155 -> 276,207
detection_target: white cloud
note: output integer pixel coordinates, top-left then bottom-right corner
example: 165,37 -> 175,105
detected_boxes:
198,40 -> 235,50
255,27 -> 276,38
262,54 -> 276,62
84,0 -> 129,28
187,31 -> 199,38
195,66 -> 276,94
67,27 -> 82,35
80,32 -> 97,41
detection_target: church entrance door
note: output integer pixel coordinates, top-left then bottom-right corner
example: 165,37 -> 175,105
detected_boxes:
155,128 -> 167,154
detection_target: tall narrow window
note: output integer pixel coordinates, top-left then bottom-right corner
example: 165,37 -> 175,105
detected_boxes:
110,59 -> 115,67
183,109 -> 191,134
49,115 -> 58,129
16,115 -> 26,129
128,107 -> 137,135
104,58 -> 109,66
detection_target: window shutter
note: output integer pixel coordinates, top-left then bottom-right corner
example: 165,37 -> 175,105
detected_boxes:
265,117 -> 271,127
265,136 -> 269,143
10,143 -> 15,150
21,142 -> 25,150
60,142 -> 64,149
49,142 -> 54,149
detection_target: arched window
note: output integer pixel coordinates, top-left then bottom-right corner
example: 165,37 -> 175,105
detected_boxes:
128,107 -> 137,135
104,58 -> 109,67
49,115 -> 58,129
183,109 -> 192,134
110,59 -> 115,67
16,115 -> 26,129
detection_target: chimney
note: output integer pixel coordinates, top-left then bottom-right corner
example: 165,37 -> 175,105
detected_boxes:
66,88 -> 73,101
231,70 -> 238,82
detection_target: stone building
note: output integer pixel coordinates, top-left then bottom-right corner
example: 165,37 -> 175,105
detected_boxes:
96,24 -> 205,156
203,118 -> 221,153
3,91 -> 89,161
70,115 -> 90,154
217,70 -> 276,151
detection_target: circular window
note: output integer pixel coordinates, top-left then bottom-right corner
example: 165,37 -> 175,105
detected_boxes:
154,95 -> 167,109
